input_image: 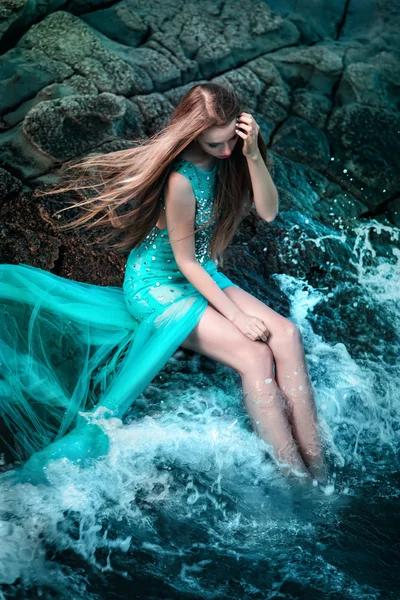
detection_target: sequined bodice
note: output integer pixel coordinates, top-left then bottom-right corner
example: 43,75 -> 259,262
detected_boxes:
143,157 -> 219,265
123,156 -> 238,324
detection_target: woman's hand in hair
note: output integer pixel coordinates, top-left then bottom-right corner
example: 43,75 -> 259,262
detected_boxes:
231,310 -> 270,342
235,112 -> 261,159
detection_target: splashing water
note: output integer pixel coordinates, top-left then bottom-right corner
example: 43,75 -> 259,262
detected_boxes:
0,220 -> 399,599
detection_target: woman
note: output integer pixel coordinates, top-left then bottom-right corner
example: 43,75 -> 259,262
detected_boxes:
0,82 -> 327,483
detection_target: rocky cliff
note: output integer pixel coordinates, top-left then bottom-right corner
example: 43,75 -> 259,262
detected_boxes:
0,0 -> 398,291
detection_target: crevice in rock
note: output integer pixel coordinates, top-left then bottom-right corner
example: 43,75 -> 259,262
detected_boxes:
50,243 -> 66,275
324,49 -> 348,131
0,159 -> 30,185
138,26 -> 153,47
254,41 -> 301,58
356,194 -> 399,220
268,116 -> 289,147
214,0 -> 227,19
198,41 -> 301,80
0,90 -> 49,121
67,0 -> 124,16
335,0 -> 352,40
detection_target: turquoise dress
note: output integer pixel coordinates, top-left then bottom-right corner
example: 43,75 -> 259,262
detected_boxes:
0,157 -> 238,479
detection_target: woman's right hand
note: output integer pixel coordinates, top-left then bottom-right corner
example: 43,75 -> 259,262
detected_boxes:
231,310 -> 270,342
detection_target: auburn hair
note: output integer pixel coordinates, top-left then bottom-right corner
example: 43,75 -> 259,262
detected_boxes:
37,82 -> 268,267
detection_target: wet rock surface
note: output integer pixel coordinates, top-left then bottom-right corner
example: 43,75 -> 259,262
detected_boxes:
0,0 -> 398,286
0,1 -> 399,405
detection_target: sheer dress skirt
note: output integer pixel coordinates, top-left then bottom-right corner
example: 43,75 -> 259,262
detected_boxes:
0,154 -> 240,474
0,235 -> 238,472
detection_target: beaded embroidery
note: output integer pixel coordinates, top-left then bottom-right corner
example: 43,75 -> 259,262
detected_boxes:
155,157 -> 219,264
123,157 -> 220,316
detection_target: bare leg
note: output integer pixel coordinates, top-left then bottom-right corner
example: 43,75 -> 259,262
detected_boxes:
241,371 -> 312,480
180,304 -> 311,481
223,286 -> 328,483
273,333 -> 328,482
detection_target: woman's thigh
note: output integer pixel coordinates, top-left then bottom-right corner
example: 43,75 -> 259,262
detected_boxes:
180,302 -> 273,375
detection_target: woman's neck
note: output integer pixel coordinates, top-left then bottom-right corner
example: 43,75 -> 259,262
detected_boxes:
179,146 -> 217,170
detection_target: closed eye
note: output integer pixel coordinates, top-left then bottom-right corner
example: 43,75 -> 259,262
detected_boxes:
208,133 -> 237,148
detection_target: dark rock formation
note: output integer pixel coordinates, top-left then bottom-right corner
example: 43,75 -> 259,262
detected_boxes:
0,0 -> 398,287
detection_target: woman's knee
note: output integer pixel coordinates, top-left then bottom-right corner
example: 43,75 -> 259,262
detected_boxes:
236,340 -> 274,375
271,320 -> 303,350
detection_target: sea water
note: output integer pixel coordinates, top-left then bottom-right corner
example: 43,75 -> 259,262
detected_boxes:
0,219 -> 399,599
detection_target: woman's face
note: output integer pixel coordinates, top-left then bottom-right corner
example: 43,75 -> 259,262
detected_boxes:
197,119 -> 239,159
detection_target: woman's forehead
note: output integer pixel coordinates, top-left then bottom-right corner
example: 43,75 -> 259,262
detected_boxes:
201,119 -> 237,143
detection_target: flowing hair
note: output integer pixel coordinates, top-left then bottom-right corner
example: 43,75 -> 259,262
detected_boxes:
37,82 -> 268,266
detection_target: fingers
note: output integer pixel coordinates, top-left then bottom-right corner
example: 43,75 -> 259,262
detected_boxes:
250,322 -> 270,342
246,332 -> 258,341
242,315 -> 270,342
246,326 -> 263,341
254,325 -> 268,342
237,122 -> 253,134
246,330 -> 269,342
237,112 -> 252,122
236,113 -> 259,137
255,318 -> 270,341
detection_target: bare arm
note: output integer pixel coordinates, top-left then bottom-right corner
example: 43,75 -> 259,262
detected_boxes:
164,172 -> 240,322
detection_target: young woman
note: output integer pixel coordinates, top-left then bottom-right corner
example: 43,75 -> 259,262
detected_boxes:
0,83 -> 327,483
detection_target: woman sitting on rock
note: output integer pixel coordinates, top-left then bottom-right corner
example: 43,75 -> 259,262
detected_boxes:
0,81 -> 327,484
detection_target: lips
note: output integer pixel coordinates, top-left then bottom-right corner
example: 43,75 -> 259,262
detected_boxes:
220,155 -> 230,158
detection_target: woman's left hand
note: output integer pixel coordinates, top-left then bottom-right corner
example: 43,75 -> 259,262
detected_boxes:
235,112 -> 261,159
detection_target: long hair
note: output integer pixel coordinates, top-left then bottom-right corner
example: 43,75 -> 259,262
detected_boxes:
38,82 -> 268,266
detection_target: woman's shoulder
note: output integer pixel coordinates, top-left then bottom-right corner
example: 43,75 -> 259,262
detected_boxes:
170,155 -> 192,172
169,157 -> 197,186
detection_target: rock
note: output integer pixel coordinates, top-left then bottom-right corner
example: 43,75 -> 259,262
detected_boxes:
248,209 -> 354,284
341,0 -> 400,44
291,89 -> 331,130
0,0 -> 66,48
326,104 -> 400,208
387,197 -> 400,227
0,0 -> 27,46
23,92 -> 126,162
0,47 -> 73,115
267,43 -> 344,95
51,236 -> 126,285
133,93 -> 175,137
81,1 -> 149,47
337,58 -> 400,109
0,167 -> 22,206
214,67 -> 264,113
0,0 -> 397,299
18,11 -> 142,96
0,93 -> 127,178
0,125 -> 55,179
0,194 -> 126,283
2,75 -> 99,130
271,152 -> 368,224
267,0 -> 349,41
0,195 -> 61,269
271,115 -> 331,171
